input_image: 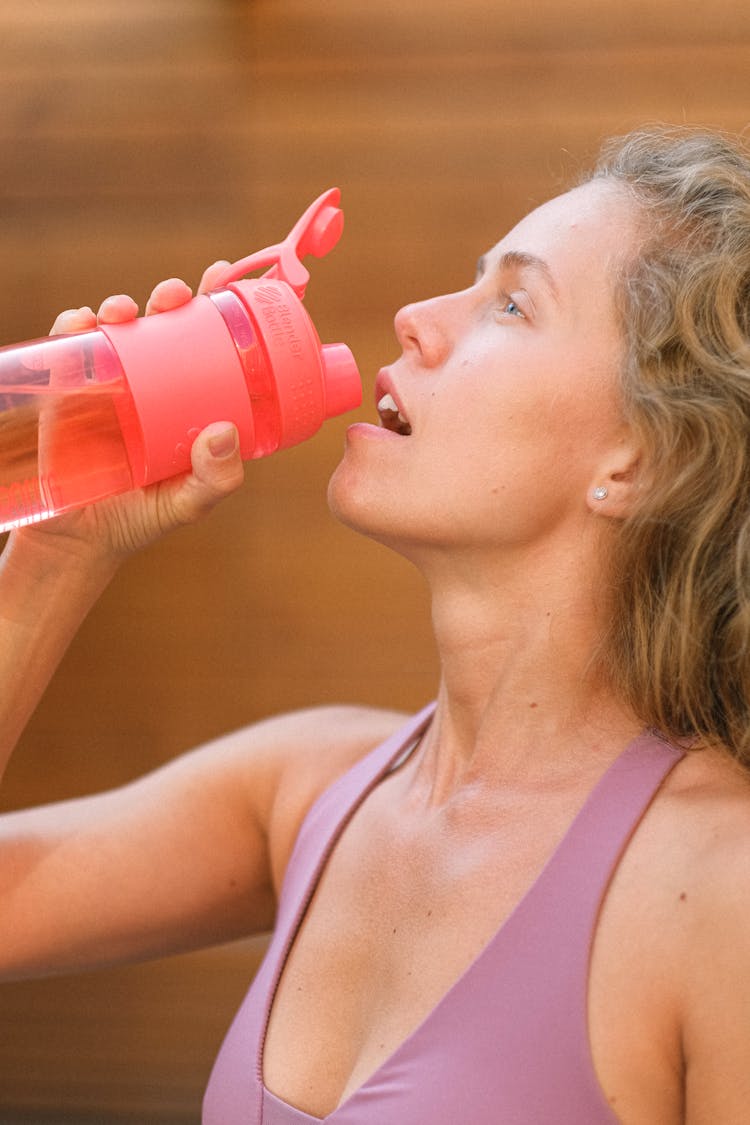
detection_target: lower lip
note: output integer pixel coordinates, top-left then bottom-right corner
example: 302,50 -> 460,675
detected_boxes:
346,421 -> 406,443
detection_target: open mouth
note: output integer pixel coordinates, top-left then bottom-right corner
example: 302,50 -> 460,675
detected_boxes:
377,392 -> 412,436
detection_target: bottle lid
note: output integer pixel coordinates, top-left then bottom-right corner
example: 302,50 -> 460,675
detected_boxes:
321,343 -> 361,417
219,187 -> 362,449
230,278 -> 361,449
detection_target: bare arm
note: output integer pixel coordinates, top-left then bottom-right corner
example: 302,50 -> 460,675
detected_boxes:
0,270 -> 244,780
0,529 -> 118,778
0,704 -> 406,981
0,276 -> 258,975
0,274 -> 408,982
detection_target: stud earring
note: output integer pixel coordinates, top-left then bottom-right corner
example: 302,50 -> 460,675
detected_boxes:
592,486 -> 608,500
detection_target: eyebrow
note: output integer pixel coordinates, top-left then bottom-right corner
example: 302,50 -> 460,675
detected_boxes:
476,249 -> 560,304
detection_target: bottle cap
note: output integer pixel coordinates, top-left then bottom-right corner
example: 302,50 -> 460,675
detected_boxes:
229,277 -> 361,450
321,343 -> 360,418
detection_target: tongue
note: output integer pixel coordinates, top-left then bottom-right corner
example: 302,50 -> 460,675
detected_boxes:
381,408 -> 411,435
378,393 -> 411,435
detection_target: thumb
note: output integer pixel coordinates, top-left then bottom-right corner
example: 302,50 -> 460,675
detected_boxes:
193,421 -> 244,489
168,423 -> 245,524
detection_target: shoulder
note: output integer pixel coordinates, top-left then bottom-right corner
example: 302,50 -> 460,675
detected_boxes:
228,703 -> 415,892
236,702 -> 413,789
636,742 -> 750,932
658,742 -> 750,891
656,747 -> 750,1115
671,742 -> 750,926
589,743 -> 750,1117
594,740 -> 750,997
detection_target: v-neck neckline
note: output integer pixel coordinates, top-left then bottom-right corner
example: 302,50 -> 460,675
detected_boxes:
258,712 -> 682,1123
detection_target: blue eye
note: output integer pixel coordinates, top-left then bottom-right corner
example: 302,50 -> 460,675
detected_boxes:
501,295 -> 525,319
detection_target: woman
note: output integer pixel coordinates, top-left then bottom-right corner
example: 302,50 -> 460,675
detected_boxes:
2,126 -> 750,1123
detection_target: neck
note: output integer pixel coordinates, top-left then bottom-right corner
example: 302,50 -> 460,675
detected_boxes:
413,532 -> 641,797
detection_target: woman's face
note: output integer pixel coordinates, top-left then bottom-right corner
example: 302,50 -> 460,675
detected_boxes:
328,178 -> 640,561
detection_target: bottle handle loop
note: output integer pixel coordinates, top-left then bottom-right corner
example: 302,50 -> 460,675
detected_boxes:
210,188 -> 344,298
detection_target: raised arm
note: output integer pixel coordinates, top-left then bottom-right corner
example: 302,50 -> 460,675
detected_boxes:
0,274 -> 407,981
0,701 -> 404,981
0,266 -> 243,776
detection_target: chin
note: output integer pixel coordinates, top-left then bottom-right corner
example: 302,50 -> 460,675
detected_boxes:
326,460 -> 376,535
327,481 -> 432,577
327,462 -> 399,547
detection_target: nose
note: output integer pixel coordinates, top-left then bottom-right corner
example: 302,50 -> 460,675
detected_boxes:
393,293 -> 456,368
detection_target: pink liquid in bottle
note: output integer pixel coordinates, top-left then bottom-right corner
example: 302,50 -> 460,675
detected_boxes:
0,332 -> 142,531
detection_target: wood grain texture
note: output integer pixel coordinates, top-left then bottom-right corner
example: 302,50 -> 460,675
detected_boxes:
0,0 -> 748,1117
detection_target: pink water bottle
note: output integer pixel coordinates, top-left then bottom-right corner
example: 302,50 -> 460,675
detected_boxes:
0,189 -> 361,532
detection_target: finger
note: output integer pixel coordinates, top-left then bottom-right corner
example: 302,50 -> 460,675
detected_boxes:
166,423 -> 245,525
145,277 -> 193,317
197,260 -> 231,295
49,306 -> 96,336
192,423 -> 244,490
96,294 -> 140,324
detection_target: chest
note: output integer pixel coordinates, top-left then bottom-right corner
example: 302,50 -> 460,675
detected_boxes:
265,798 -> 551,1066
261,780 -> 682,1124
254,733 -> 692,1120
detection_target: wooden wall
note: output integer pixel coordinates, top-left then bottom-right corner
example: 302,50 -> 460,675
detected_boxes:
0,0 -> 748,1117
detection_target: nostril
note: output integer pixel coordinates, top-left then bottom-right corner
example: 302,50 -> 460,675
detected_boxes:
394,302 -> 434,360
394,303 -> 419,348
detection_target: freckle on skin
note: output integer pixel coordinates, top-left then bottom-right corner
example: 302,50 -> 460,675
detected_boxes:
529,702 -> 538,709
679,892 -> 687,902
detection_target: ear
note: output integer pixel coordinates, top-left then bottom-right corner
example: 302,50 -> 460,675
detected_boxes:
586,439 -> 644,519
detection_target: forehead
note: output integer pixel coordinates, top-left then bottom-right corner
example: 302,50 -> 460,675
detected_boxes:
486,180 -> 638,311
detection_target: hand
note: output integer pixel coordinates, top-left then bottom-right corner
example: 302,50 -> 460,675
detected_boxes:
12,262 -> 245,564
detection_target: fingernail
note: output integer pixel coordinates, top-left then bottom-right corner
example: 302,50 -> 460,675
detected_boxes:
208,425 -> 238,458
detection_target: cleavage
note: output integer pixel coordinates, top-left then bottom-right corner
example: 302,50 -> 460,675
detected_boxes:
261,776 -> 578,1118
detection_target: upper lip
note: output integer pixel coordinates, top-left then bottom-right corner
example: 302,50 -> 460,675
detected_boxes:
374,369 -> 409,422
375,368 -> 396,404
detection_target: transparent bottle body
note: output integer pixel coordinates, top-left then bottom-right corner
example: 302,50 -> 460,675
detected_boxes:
0,332 -> 141,533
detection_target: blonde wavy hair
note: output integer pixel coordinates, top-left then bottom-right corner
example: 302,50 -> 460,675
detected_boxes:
590,125 -> 750,763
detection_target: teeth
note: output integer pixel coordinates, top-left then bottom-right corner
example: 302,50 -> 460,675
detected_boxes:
377,393 -> 411,433
378,392 -> 399,414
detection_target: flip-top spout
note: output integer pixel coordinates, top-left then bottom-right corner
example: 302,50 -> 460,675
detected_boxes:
210,189 -> 345,298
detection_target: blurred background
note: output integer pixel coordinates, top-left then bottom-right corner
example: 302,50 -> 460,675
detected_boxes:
0,0 -> 748,1119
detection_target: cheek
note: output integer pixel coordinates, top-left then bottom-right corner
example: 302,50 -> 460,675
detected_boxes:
451,376 -> 621,504
504,338 -> 622,447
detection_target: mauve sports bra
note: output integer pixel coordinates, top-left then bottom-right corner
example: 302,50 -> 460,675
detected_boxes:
203,703 -> 684,1124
